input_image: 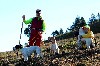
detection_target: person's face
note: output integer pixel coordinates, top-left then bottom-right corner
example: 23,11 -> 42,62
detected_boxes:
36,13 -> 41,17
84,28 -> 88,33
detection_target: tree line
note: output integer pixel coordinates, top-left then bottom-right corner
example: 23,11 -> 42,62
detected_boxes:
51,13 -> 100,40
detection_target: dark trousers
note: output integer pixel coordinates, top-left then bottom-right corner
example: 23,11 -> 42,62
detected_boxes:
29,30 -> 42,47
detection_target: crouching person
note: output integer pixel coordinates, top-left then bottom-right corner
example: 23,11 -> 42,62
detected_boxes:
80,25 -> 95,49
50,37 -> 59,54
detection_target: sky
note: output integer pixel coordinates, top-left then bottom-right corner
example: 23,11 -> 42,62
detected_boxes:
0,0 -> 100,52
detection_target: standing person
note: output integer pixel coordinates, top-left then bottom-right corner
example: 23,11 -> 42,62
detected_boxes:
22,9 -> 46,47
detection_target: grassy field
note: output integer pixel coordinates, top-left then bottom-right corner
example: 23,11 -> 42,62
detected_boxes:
0,33 -> 100,66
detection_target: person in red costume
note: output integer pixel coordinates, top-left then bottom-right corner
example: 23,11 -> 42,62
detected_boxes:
22,9 -> 46,47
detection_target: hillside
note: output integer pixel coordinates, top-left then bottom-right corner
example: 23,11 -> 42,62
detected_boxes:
0,33 -> 100,66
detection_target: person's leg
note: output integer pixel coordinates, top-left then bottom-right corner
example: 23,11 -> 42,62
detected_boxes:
84,38 -> 92,49
55,44 -> 59,54
90,38 -> 95,48
29,34 -> 34,46
77,40 -> 81,49
50,44 -> 54,54
56,48 -> 59,54
35,33 -> 42,47
78,35 -> 81,40
77,35 -> 82,49
53,44 -> 57,54
29,30 -> 37,46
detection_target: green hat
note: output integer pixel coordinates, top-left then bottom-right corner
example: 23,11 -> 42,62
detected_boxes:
83,25 -> 90,29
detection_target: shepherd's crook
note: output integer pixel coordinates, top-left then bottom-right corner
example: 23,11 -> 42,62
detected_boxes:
19,21 -> 23,44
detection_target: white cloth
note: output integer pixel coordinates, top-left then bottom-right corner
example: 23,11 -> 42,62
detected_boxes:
77,27 -> 85,48
21,46 -> 42,61
81,38 -> 92,49
78,27 -> 85,40
79,27 -> 85,35
50,43 -> 59,54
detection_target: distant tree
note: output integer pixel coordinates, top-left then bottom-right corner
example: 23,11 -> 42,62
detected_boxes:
72,17 -> 86,37
59,28 -> 64,34
67,23 -> 75,32
65,29 -> 68,33
55,30 -> 59,36
97,13 -> 100,22
68,16 -> 86,32
74,17 -> 81,30
51,31 -> 56,37
51,30 -> 59,37
80,17 -> 87,27
88,13 -> 97,24
70,17 -> 80,31
88,13 -> 100,33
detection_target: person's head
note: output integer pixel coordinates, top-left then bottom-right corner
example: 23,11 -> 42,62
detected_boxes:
36,9 -> 41,17
83,25 -> 90,33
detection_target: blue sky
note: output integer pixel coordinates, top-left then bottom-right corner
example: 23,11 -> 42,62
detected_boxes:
0,0 -> 100,52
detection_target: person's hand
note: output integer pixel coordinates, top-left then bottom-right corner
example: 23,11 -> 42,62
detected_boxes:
38,31 -> 43,36
22,15 -> 25,18
22,15 -> 25,21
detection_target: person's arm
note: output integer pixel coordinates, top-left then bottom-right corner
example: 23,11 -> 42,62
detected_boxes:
22,15 -> 32,24
38,18 -> 46,35
42,21 -> 46,32
82,31 -> 93,38
82,34 -> 91,38
24,18 -> 33,24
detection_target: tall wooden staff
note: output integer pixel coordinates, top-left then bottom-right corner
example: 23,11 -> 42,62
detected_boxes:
19,15 -> 25,44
